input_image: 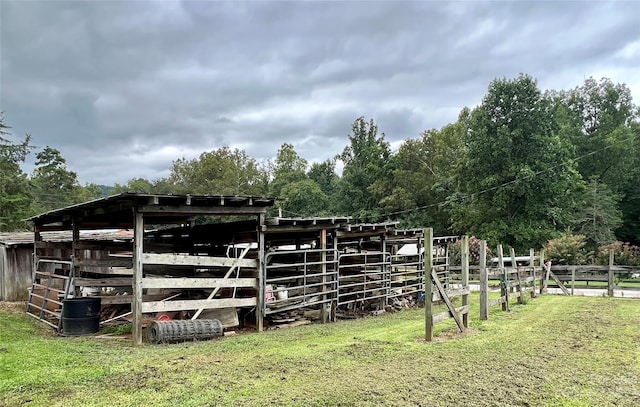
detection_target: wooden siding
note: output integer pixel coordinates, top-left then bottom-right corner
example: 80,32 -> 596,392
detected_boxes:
0,245 -> 33,301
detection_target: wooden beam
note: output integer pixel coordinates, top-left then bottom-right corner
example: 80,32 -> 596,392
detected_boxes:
74,277 -> 132,287
132,211 -> 144,346
510,247 -> 523,304
479,240 -> 488,320
541,249 -> 548,294
138,205 -> 266,215
320,229 -> 328,323
433,287 -> 470,300
142,298 -> 256,313
74,241 -> 132,251
461,235 -> 469,328
608,249 -> 614,297
488,297 -> 506,307
75,258 -> 134,268
432,305 -> 470,325
424,227 -> 434,341
141,277 -> 257,289
530,248 -> 537,298
142,253 -> 256,269
498,245 -> 509,311
256,213 -> 265,332
35,241 -> 72,250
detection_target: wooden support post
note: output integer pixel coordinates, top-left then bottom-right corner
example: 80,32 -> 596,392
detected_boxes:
510,248 -> 523,304
607,249 -> 614,297
461,235 -> 469,328
498,245 -> 509,312
479,240 -> 488,320
380,233 -> 388,312
540,250 -> 549,294
320,229 -> 328,324
530,248 -> 537,298
32,226 -> 41,283
132,210 -> 144,345
571,265 -> 576,296
70,217 -> 80,297
257,213 -> 265,331
331,231 -> 338,322
424,228 -> 434,342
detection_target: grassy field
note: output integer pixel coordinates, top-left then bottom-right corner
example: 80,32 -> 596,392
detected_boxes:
1,295 -> 639,407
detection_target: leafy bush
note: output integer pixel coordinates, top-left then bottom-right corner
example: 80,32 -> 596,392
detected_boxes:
448,236 -> 493,266
544,231 -> 588,265
595,241 -> 640,266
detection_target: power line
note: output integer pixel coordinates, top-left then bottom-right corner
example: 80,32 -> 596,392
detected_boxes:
380,132 -> 639,220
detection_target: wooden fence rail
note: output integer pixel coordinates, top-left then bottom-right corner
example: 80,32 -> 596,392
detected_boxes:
546,251 -> 640,297
479,243 -> 544,320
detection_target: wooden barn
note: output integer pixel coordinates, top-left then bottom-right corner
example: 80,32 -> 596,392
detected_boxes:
22,193 -> 460,344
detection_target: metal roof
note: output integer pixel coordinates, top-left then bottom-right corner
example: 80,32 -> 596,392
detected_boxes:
28,193 -> 277,230
0,230 -> 134,247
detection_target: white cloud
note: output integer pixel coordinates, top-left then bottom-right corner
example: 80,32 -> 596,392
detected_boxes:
1,0 -> 638,185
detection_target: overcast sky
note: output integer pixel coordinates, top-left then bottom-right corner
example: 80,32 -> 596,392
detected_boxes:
1,1 -> 639,186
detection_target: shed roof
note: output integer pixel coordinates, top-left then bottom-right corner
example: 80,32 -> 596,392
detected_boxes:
0,230 -> 133,247
263,216 -> 351,233
28,193 -> 277,230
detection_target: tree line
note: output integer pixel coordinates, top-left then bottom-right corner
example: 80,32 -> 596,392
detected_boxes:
1,75 -> 638,253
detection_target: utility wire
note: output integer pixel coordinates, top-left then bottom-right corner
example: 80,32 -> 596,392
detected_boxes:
379,132 -> 638,220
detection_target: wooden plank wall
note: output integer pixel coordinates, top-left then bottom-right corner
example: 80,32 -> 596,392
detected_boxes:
0,246 -> 34,301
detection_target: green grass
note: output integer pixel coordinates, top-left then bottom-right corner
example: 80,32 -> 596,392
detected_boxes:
1,295 -> 639,407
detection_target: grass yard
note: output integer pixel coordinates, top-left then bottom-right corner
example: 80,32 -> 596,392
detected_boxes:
1,295 -> 639,407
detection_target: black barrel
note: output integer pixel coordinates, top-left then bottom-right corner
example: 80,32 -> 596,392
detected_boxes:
62,297 -> 101,336
147,319 -> 223,344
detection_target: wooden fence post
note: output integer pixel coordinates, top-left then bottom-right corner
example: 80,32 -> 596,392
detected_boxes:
607,249 -> 614,297
479,240 -> 488,320
424,228 -> 434,341
461,235 -> 469,328
530,248 -> 537,298
498,245 -> 509,312
510,247 -> 523,304
571,265 -> 576,296
540,249 -> 548,294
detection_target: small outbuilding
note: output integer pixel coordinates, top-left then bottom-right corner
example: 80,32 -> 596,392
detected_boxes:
27,193 -> 276,344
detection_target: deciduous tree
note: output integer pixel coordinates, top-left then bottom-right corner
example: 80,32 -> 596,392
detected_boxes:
451,75 -> 584,250
336,117 -> 393,220
0,113 -> 33,231
168,147 -> 268,196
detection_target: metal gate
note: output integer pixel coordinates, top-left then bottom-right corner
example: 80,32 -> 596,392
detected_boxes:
389,252 -> 423,299
337,252 -> 391,306
263,249 -> 338,315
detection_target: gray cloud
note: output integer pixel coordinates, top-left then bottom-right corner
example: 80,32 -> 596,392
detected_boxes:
1,0 -> 638,185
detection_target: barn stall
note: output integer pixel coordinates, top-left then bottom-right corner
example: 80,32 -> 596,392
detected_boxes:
21,193 -> 458,344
